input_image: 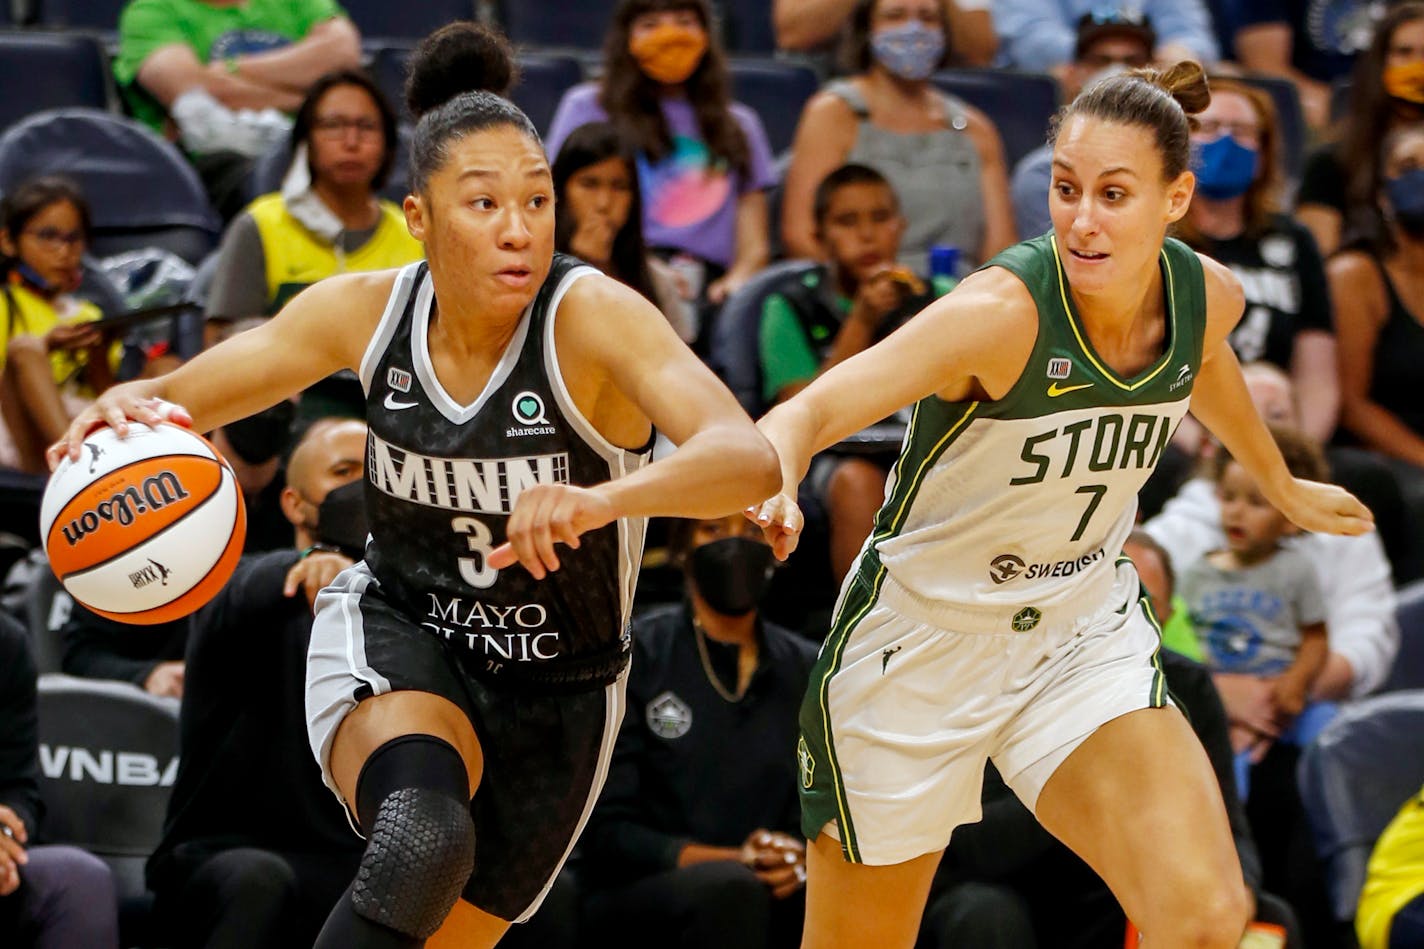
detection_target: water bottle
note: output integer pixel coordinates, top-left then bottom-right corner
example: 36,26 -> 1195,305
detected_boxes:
929,244 -> 961,281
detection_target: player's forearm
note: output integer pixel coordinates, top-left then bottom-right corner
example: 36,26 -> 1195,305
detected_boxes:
757,399 -> 823,497
1191,346 -> 1295,503
597,423 -> 780,520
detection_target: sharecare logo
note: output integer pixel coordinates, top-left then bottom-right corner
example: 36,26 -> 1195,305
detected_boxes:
59,472 -> 191,547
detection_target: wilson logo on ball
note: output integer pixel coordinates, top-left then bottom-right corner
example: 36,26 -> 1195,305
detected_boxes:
58,471 -> 192,546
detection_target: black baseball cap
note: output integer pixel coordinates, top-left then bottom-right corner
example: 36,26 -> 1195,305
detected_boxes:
1074,7 -> 1156,61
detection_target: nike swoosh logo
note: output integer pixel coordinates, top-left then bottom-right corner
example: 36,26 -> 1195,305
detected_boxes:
383,393 -> 419,410
1047,381 -> 1094,397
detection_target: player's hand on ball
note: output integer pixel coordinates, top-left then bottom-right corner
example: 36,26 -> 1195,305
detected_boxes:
490,484 -> 616,580
1277,478 -> 1373,536
746,493 -> 803,561
285,551 -> 354,610
48,382 -> 192,469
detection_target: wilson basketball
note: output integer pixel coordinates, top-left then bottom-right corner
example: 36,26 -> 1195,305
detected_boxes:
40,422 -> 246,625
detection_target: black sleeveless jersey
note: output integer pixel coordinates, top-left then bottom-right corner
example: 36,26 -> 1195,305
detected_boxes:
358,256 -> 652,684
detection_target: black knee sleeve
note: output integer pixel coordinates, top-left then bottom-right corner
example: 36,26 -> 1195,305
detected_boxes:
349,735 -> 475,939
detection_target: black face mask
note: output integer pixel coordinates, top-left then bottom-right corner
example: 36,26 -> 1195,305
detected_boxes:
689,537 -> 775,616
311,480 -> 368,559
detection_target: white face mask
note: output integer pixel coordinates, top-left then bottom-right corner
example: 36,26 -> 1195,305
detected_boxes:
281,142 -> 345,245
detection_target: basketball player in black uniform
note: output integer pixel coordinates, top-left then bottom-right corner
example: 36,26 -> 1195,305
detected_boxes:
50,23 -> 780,949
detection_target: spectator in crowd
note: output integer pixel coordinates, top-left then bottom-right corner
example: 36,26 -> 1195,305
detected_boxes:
1330,123 -> 1424,521
0,178 -> 121,475
1357,785 -> 1424,949
0,611 -> 120,949
1297,2 -> 1424,256
1124,528 -> 1205,662
994,0 -> 1218,77
773,0 -> 998,67
209,402 -> 304,554
581,513 -> 816,949
112,0 -> 362,219
551,121 -> 692,341
1235,0 -> 1381,130
60,602 -> 187,698
759,163 -> 952,579
1146,362 -> 1398,705
144,418 -> 367,949
546,0 -> 777,317
780,0 -> 1015,274
1176,77 -> 1338,443
1010,9 -> 1156,239
1178,427 -> 1331,791
203,69 -> 421,349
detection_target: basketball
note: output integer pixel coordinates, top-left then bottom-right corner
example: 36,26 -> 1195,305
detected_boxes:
40,422 -> 247,625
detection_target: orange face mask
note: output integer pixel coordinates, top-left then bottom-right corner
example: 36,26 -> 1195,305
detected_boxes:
1384,60 -> 1424,105
628,23 -> 708,85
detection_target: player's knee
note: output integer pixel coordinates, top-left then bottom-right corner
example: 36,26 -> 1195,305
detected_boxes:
351,787 -> 476,939
1159,879 -> 1251,948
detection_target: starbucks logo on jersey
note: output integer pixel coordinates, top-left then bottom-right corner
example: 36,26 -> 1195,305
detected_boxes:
507,390 -> 556,437
647,691 -> 693,739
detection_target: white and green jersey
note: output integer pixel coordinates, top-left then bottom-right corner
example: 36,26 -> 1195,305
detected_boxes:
851,232 -> 1208,636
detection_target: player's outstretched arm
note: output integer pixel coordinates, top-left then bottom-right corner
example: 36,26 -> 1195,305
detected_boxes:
749,268 -> 1038,557
1189,257 -> 1373,537
48,270 -> 396,468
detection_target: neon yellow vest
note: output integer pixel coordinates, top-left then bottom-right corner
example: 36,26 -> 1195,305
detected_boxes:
247,193 -> 425,314
0,283 -> 117,396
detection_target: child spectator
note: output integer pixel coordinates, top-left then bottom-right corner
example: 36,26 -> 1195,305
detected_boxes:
0,178 -> 121,475
1179,426 -> 1331,773
552,122 -> 692,340
759,163 -> 953,579
780,0 -> 1015,274
546,0 -> 777,308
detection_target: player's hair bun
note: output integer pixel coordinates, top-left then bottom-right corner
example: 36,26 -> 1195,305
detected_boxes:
405,22 -> 520,120
1138,60 -> 1211,118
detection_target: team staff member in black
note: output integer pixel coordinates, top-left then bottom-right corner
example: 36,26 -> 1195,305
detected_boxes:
50,22 -> 780,949
583,513 -> 816,949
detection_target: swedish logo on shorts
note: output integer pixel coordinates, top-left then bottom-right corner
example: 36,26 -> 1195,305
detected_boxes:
1011,606 -> 1042,632
797,735 -> 815,790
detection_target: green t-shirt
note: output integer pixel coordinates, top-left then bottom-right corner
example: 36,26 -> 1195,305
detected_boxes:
114,0 -> 345,131
758,270 -> 954,405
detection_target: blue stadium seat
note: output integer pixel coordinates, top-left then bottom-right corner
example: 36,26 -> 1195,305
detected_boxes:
370,44 -> 582,137
500,0 -> 620,49
719,0 -> 777,52
340,0 -> 474,41
708,258 -> 818,416
32,0 -> 126,32
931,69 -> 1061,172
1238,73 -> 1306,193
0,33 -> 109,131
1383,579 -> 1424,692
0,109 -> 220,265
729,58 -> 818,155
1298,691 -> 1424,924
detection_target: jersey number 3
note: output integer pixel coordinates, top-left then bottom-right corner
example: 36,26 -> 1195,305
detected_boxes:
452,516 -> 497,588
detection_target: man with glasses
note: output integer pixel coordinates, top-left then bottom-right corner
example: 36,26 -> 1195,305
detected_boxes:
995,2 -> 1218,75
1008,10 -> 1160,239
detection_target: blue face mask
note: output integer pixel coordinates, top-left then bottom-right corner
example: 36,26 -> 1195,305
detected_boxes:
1385,169 -> 1424,237
1192,134 -> 1259,200
870,21 -> 945,82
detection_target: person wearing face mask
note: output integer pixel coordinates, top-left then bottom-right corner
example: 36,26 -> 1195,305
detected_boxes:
780,0 -> 1016,276
1329,123 -> 1424,531
1175,79 -> 1339,447
546,0 -> 777,316
580,513 -> 817,949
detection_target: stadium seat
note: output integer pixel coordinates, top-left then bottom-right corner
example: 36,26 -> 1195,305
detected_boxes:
0,109 -> 220,265
1238,73 -> 1307,193
1298,691 -> 1424,923
23,556 -> 71,676
708,258 -> 818,416
35,674 -> 179,909
31,0 -> 126,33
931,69 -> 1061,172
500,0 -> 620,49
246,122 -> 414,205
1382,579 -> 1424,692
0,32 -> 109,132
339,0 -> 475,41
719,0 -> 777,52
729,58 -> 818,155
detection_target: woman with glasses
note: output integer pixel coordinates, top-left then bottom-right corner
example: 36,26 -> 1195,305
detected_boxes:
0,177 -> 120,474
203,68 -> 422,349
